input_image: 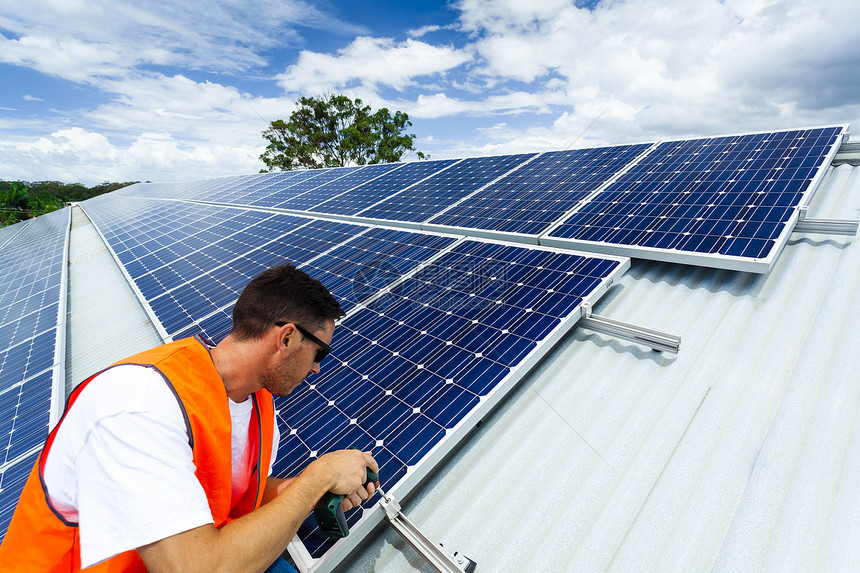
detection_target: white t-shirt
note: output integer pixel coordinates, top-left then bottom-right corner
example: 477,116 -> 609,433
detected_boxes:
42,364 -> 280,568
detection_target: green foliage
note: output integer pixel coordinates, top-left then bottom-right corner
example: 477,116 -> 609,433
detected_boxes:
260,94 -> 427,171
0,182 -> 31,226
0,180 -> 137,226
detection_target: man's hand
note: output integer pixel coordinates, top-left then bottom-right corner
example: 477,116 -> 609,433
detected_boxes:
307,449 -> 378,510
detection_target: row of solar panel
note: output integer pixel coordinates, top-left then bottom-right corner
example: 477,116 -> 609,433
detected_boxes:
122,125 -> 846,273
0,208 -> 69,541
81,193 -> 627,558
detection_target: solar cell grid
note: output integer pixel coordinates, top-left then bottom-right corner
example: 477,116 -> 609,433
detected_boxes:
0,208 -> 69,543
307,159 -> 458,216
268,163 -> 403,211
0,450 -> 40,541
201,172 -> 299,205
427,144 -> 651,236
86,198 -> 374,340
309,159 -> 457,215
244,168 -> 351,209
146,215 -> 372,341
299,228 -> 458,312
0,209 -> 68,390
247,170 -> 339,208
357,153 -> 536,223
546,126 -> 845,271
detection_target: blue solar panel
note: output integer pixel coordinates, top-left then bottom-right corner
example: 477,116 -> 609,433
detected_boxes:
308,159 -> 458,216
544,126 -> 846,272
0,450 -> 40,540
427,144 -> 651,236
196,172 -> 300,205
268,163 -> 404,211
0,207 -> 69,543
356,153 -> 536,223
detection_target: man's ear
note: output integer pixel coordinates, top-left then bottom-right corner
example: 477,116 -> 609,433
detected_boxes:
276,322 -> 295,352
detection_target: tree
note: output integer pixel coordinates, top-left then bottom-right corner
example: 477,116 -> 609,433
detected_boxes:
0,182 -> 35,226
0,180 -> 135,227
260,94 -> 427,171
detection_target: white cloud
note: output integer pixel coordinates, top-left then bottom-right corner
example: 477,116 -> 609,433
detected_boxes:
407,25 -> 443,38
0,0 -> 362,82
443,0 -> 860,147
277,37 -> 473,93
0,127 -> 264,185
0,34 -> 128,82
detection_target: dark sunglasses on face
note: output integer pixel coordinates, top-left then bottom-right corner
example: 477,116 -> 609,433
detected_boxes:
275,321 -> 331,363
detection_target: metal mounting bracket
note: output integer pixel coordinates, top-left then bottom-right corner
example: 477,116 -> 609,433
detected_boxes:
578,303 -> 681,354
379,491 -> 477,573
793,207 -> 859,236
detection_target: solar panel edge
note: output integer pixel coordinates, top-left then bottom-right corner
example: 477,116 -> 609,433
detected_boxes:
421,221 -> 541,246
346,215 -> 424,232
50,207 -> 72,428
285,248 -> 631,573
639,123 -> 849,149
539,234 -> 775,273
795,125 -> 849,210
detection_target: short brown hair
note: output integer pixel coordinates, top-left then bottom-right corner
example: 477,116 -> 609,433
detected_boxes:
230,264 -> 344,340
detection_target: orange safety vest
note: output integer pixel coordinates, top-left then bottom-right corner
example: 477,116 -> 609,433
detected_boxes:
0,336 -> 275,572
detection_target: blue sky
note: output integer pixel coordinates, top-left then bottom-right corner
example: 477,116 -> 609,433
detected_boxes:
1,0 -> 859,185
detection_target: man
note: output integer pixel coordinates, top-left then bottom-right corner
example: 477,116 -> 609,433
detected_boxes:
0,264 -> 378,572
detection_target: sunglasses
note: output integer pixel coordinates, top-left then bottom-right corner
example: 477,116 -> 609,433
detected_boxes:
275,321 -> 331,364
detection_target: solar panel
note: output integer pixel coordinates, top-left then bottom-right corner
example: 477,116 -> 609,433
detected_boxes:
0,450 -> 39,540
355,153 -> 536,223
268,163 -> 404,212
81,193 -> 628,571
425,144 -> 651,238
307,159 -> 459,216
0,207 -> 69,542
543,126 -> 847,272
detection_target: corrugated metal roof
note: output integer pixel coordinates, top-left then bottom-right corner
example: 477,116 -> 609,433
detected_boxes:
345,164 -> 860,572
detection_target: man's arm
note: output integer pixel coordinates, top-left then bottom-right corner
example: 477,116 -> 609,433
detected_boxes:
261,476 -> 293,505
138,449 -> 377,573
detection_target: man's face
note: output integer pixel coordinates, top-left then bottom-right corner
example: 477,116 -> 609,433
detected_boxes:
262,319 -> 335,397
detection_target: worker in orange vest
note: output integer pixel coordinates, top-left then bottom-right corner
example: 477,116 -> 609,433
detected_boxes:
0,264 -> 378,572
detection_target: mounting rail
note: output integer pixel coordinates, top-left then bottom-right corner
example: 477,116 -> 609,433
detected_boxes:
793,207 -> 859,236
379,489 -> 476,573
578,303 -> 681,354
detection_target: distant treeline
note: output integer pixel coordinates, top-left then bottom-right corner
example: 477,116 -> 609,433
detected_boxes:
0,180 -> 137,227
